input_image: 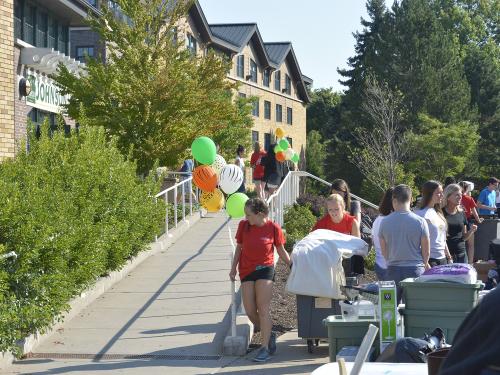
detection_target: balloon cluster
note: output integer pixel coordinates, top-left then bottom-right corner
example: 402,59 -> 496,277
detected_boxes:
274,127 -> 299,164
191,137 -> 249,219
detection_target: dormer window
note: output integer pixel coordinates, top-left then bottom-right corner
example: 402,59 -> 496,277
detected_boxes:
236,55 -> 244,78
263,69 -> 270,87
274,70 -> 281,91
250,59 -> 257,83
187,33 -> 197,55
285,74 -> 291,95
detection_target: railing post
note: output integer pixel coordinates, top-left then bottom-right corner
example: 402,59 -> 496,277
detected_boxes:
181,182 -> 186,223
165,195 -> 169,236
174,186 -> 178,228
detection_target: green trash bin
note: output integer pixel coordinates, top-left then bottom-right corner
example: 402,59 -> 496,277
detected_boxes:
401,308 -> 469,343
401,278 -> 483,312
323,315 -> 379,362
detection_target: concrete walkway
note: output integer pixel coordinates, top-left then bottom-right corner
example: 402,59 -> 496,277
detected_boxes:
5,213 -> 330,375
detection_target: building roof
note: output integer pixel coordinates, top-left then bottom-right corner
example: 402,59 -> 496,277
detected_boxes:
190,1 -> 312,102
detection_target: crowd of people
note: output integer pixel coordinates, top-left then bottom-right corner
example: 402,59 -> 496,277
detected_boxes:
227,173 -> 499,362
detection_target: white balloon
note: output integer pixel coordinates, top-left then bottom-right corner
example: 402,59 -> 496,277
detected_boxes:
285,148 -> 294,160
219,164 -> 244,195
211,154 -> 227,176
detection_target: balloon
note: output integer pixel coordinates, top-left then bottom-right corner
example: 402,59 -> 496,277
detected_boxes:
191,136 -> 216,165
211,154 -> 226,176
192,165 -> 217,192
274,144 -> 283,154
219,164 -> 244,194
276,127 -> 285,138
285,148 -> 294,160
278,138 -> 289,150
276,151 -> 286,162
226,193 -> 249,219
291,153 -> 299,163
200,188 -> 225,212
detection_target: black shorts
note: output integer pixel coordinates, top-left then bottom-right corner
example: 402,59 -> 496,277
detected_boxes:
241,266 -> 275,282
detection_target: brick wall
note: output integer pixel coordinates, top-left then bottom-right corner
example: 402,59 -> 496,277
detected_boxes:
0,0 -> 15,160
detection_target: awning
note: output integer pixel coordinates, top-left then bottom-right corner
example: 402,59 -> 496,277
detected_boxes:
20,47 -> 84,75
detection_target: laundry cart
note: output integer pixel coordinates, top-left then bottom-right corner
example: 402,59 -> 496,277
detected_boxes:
287,229 -> 369,353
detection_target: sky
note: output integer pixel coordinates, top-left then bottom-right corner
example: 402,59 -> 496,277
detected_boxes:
199,0 -> 393,92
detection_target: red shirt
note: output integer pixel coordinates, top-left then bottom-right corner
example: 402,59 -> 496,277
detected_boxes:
312,213 -> 355,235
235,219 -> 285,280
250,151 -> 266,179
461,194 -> 477,220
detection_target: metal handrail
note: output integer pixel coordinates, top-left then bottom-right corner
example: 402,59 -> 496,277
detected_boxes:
155,173 -> 199,239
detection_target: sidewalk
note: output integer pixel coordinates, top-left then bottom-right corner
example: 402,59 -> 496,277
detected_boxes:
6,213 -> 239,375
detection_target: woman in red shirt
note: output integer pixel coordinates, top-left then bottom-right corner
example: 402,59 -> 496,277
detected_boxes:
250,142 -> 267,200
229,198 -> 291,362
313,193 -> 361,236
459,181 -> 483,262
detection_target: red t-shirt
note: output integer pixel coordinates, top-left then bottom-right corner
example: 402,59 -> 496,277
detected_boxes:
461,194 -> 477,220
312,213 -> 355,235
235,219 -> 285,280
250,151 -> 267,179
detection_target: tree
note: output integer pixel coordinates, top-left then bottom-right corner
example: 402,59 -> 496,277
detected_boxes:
407,114 -> 480,184
350,77 -> 408,191
306,88 -> 341,138
305,130 -> 326,179
54,0 -> 252,174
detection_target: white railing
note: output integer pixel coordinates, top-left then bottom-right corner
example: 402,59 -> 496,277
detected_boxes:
154,172 -> 199,239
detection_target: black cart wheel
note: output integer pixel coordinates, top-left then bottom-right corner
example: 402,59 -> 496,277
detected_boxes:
315,339 -> 320,347
307,339 -> 314,353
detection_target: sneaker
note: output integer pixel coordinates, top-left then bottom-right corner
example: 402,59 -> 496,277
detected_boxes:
252,347 -> 271,362
268,331 -> 277,355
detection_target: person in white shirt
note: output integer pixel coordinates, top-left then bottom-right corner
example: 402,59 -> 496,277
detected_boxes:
415,180 -> 453,266
235,145 -> 246,193
372,187 -> 394,280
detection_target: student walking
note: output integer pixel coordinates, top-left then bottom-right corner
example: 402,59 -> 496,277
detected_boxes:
229,198 -> 292,362
250,142 -> 266,200
459,181 -> 483,261
235,145 -> 246,193
379,184 -> 430,302
415,181 -> 453,267
477,177 -> 499,216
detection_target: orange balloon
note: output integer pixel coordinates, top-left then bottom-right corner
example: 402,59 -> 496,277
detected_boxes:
192,165 -> 217,192
276,151 -> 286,162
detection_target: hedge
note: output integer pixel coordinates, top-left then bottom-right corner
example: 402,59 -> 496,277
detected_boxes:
0,124 -> 164,354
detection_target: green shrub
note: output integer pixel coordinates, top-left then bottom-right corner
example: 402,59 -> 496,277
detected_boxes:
0,123 -> 164,354
283,204 -> 317,252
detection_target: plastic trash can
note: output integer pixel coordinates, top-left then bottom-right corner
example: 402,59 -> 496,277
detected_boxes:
400,278 -> 483,312
323,315 -> 379,362
474,219 -> 500,261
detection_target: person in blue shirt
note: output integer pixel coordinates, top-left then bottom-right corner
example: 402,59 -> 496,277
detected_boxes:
477,177 -> 499,216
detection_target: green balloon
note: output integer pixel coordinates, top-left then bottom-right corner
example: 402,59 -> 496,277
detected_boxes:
291,153 -> 299,163
226,193 -> 249,218
279,138 -> 289,150
274,144 -> 283,153
191,137 -> 216,165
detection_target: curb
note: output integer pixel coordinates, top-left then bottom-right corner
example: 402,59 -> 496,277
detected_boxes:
222,287 -> 254,356
0,212 -> 201,370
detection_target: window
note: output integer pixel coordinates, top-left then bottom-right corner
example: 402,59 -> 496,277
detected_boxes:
285,74 -> 292,95
263,69 -> 270,87
24,3 -> 35,45
36,11 -> 48,47
264,101 -> 271,120
252,99 -> 259,117
76,46 -> 95,62
252,131 -> 259,144
275,104 -> 282,122
238,92 -> 246,98
236,55 -> 244,78
250,59 -> 257,83
85,0 -> 98,6
287,107 -> 293,125
48,16 -> 57,49
264,133 -> 271,152
14,1 -> 22,40
287,137 -> 293,148
274,70 -> 281,91
186,33 -> 197,55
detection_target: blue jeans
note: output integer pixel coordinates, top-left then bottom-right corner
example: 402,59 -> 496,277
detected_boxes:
387,265 -> 425,303
375,263 -> 388,281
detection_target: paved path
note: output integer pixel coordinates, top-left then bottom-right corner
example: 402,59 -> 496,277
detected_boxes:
5,214 -> 330,374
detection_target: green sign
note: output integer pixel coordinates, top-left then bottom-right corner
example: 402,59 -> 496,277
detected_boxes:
25,71 -> 69,113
